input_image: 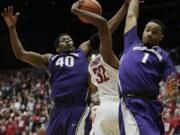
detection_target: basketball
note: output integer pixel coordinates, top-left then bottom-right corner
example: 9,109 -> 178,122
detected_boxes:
79,0 -> 102,23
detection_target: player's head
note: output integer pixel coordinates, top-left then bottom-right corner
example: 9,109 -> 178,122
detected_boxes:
54,33 -> 75,53
142,19 -> 165,47
89,33 -> 100,54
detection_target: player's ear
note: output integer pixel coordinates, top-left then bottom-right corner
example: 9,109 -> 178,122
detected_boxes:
56,47 -> 60,52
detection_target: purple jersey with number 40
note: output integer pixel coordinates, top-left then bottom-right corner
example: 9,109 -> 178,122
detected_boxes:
48,48 -> 89,102
47,48 -> 91,135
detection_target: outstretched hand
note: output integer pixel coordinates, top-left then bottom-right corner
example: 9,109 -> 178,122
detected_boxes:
166,73 -> 178,100
2,6 -> 20,29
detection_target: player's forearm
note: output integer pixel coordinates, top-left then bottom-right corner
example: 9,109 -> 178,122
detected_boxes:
9,27 -> 25,59
108,3 -> 128,33
127,0 -> 139,19
124,0 -> 139,33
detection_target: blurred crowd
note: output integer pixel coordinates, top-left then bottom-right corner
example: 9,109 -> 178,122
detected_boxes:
0,68 -> 52,135
154,64 -> 180,135
0,66 -> 179,135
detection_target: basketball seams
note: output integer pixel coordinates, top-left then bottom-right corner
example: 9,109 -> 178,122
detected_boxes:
79,0 -> 102,15
78,0 -> 102,23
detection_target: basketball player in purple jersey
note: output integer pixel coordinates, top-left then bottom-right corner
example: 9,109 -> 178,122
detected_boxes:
118,0 -> 178,135
2,4 -> 113,135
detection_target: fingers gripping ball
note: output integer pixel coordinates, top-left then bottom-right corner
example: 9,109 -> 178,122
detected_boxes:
79,0 -> 102,23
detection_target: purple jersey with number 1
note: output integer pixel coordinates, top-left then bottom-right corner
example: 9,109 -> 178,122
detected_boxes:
118,26 -> 176,135
47,48 -> 91,135
119,26 -> 176,97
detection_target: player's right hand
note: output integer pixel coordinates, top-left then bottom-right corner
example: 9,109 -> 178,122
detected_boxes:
2,6 -> 20,29
166,73 -> 178,101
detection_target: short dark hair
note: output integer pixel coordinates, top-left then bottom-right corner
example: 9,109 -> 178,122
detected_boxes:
54,33 -> 69,49
89,33 -> 100,53
148,19 -> 166,34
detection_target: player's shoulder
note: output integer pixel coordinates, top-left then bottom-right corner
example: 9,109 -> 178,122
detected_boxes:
152,46 -> 169,60
75,48 -> 87,56
89,54 -> 101,67
75,48 -> 83,52
152,46 -> 168,55
48,53 -> 59,61
124,26 -> 137,36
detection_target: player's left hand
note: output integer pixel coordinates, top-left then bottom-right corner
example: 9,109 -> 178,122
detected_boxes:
2,6 -> 20,29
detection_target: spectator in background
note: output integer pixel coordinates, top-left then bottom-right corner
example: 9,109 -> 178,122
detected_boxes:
0,69 -> 51,134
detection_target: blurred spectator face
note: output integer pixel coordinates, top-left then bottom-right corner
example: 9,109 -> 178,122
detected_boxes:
8,117 -> 13,123
166,99 -> 176,110
163,111 -> 171,120
177,101 -> 180,108
175,101 -> 180,115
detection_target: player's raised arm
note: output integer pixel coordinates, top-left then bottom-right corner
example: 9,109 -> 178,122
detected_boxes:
70,0 -> 129,56
124,0 -> 139,34
2,6 -> 51,68
71,0 -> 107,56
71,0 -> 118,69
70,0 -> 91,56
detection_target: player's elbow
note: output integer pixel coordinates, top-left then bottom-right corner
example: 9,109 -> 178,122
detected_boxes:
100,18 -> 107,24
97,18 -> 108,29
14,52 -> 23,60
13,49 -> 26,60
